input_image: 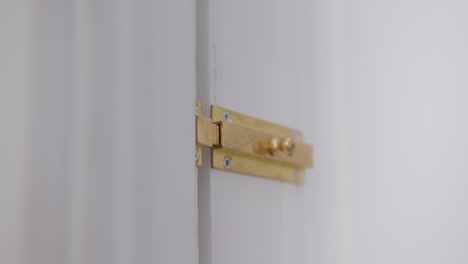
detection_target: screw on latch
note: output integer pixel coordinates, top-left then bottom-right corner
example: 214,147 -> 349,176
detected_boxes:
223,111 -> 232,123
223,156 -> 232,170
195,149 -> 200,162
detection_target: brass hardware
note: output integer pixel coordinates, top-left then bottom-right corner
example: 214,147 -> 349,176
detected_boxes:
280,137 -> 295,156
196,115 -> 214,146
264,137 -> 281,156
195,101 -> 202,167
260,137 -> 296,157
217,123 -> 312,167
196,102 -> 313,184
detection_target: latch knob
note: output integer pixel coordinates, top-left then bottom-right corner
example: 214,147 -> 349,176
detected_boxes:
265,138 -> 280,156
279,137 -> 295,156
264,137 -> 295,157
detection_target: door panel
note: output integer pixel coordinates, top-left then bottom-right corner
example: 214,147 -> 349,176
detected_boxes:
343,1 -> 468,263
197,1 -> 348,263
198,1 -> 468,264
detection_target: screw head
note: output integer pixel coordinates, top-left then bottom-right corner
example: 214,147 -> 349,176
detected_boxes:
223,156 -> 232,170
223,111 -> 232,123
195,149 -> 200,162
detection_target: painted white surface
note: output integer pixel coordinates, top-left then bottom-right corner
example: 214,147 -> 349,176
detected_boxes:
3,0 -> 468,264
198,0 -> 468,264
197,1 -> 348,263
344,1 -> 468,263
0,2 -> 33,263
0,1 -> 197,264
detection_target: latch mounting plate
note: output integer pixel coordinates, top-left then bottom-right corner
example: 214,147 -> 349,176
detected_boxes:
196,101 -> 313,184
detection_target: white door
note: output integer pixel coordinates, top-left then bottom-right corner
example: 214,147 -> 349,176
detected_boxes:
196,1 -> 348,263
197,1 -> 468,264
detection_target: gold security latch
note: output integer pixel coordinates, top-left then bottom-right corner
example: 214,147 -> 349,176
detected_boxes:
195,101 -> 313,184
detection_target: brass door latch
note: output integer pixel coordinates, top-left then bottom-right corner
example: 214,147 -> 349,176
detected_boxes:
196,101 -> 313,184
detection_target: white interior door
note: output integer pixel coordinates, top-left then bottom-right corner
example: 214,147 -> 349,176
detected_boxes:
197,1 -> 468,264
343,1 -> 468,263
196,1 -> 348,263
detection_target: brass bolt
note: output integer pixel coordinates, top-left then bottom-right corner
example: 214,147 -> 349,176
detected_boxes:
196,149 -> 200,162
